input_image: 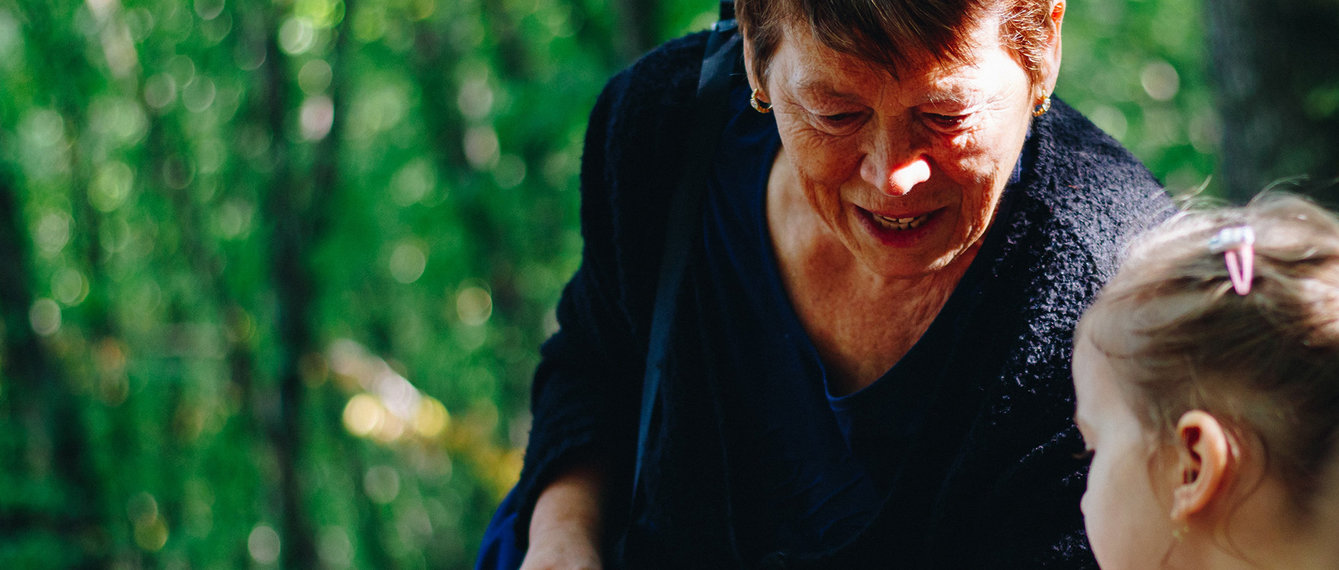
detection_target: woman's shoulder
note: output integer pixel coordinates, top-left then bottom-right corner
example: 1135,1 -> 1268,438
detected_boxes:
584,30 -> 724,195
1027,97 -> 1169,208
574,31 -> 734,323
599,31 -> 715,117
1017,98 -> 1176,276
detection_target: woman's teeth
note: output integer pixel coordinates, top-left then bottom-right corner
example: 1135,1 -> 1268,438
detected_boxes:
873,213 -> 928,230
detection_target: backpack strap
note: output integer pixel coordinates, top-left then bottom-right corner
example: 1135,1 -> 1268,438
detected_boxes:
631,1 -> 741,509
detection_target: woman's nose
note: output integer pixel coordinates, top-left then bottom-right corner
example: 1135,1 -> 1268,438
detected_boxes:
863,153 -> 931,196
887,156 -> 931,195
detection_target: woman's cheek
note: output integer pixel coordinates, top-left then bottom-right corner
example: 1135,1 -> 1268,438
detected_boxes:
796,137 -> 862,183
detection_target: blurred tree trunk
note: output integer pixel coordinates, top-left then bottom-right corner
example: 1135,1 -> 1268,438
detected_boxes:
258,7 -> 319,564
6,5 -> 121,563
1206,0 -> 1339,202
0,170 -> 105,563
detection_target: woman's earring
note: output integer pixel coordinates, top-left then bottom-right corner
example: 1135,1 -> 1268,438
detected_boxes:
750,88 -> 772,114
1032,95 -> 1051,118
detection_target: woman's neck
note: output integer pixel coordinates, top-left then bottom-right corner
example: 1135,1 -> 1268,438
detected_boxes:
765,148 -> 978,395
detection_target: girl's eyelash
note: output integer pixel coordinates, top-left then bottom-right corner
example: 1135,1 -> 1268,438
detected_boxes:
1073,449 -> 1095,461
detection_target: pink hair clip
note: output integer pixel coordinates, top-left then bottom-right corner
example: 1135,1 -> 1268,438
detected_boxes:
1208,226 -> 1255,296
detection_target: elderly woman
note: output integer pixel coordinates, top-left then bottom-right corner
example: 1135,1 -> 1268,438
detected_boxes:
482,0 -> 1172,567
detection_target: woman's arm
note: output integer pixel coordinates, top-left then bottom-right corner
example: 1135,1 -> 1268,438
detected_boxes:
504,33 -> 711,567
520,461 -> 606,570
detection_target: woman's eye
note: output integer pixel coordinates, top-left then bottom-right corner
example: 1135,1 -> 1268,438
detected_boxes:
815,111 -> 863,129
925,113 -> 968,130
1074,449 -> 1095,462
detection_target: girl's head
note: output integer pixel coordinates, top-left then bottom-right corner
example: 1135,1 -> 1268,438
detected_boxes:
1073,192 -> 1339,568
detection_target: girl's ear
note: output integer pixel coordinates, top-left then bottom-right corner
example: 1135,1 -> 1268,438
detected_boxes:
1169,410 -> 1233,521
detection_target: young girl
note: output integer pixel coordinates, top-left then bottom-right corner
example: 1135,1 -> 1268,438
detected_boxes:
1073,192 -> 1339,569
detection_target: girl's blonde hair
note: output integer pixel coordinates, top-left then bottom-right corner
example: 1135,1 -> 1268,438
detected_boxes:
1078,192 -> 1339,518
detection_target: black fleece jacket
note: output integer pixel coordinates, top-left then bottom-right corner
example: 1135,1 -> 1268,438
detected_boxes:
508,30 -> 1174,569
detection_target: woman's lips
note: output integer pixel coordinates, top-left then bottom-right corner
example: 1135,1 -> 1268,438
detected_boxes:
857,207 -> 940,245
869,212 -> 930,230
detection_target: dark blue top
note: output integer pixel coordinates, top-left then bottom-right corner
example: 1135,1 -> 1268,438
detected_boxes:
700,87 -> 1026,558
700,95 -> 880,553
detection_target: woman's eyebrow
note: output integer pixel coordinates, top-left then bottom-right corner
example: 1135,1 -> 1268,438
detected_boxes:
792,78 -> 859,101
917,82 -> 986,106
924,92 -> 972,106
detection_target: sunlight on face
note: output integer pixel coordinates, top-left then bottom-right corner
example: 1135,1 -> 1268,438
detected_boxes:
763,14 -> 1036,279
1072,336 -> 1178,570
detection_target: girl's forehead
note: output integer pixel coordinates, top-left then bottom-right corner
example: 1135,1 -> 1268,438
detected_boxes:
1074,336 -> 1131,409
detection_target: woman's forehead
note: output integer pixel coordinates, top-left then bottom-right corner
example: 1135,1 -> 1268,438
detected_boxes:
773,10 -> 1003,75
772,24 -> 1016,105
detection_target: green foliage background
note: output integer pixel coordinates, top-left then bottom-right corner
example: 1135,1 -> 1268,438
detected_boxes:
0,0 -> 1213,567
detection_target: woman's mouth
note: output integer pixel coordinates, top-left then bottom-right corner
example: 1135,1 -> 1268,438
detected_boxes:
857,207 -> 940,246
870,213 -> 929,231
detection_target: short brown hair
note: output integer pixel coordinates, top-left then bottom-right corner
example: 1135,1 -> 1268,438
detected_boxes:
1079,192 -> 1339,520
734,0 -> 1057,85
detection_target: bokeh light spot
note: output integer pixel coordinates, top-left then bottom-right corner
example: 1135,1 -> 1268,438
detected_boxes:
182,76 -> 217,112
1088,105 -> 1129,140
342,393 -> 384,437
389,241 -> 427,284
134,516 -> 169,552
29,298 -> 61,336
90,161 -> 135,212
318,526 -> 353,568
21,108 -> 65,147
216,198 -> 255,239
0,10 -> 21,68
299,59 -> 333,94
363,465 -> 401,504
297,0 -> 344,28
52,267 -> 89,306
126,491 -> 159,526
457,77 -> 493,120
493,154 -> 526,189
279,17 -> 316,55
300,95 -> 335,140
391,158 -> 436,206
463,126 -> 500,170
34,211 -> 72,257
144,73 -> 178,110
456,285 -> 493,326
1141,60 -> 1180,102
194,0 -> 225,20
248,524 -> 281,564
413,397 -> 451,439
352,5 -> 386,42
88,96 -> 148,145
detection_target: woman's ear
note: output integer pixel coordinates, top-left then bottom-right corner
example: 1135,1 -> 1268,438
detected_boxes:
1040,0 -> 1065,96
742,33 -> 759,93
1169,410 -> 1232,521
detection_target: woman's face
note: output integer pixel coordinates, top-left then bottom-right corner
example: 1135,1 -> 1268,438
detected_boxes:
1073,335 -> 1177,569
758,15 -> 1044,278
